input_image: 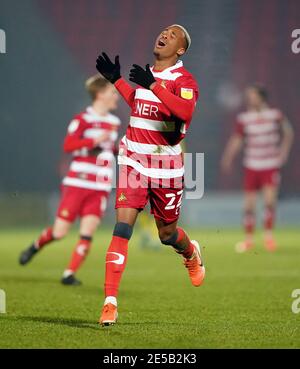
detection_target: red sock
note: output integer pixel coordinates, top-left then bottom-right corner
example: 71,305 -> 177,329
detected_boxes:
35,227 -> 54,249
104,236 -> 128,298
67,238 -> 91,273
244,211 -> 255,237
264,206 -> 275,231
175,227 -> 194,259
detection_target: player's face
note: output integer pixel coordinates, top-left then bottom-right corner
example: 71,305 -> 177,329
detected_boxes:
96,84 -> 119,110
153,26 -> 186,59
245,88 -> 264,109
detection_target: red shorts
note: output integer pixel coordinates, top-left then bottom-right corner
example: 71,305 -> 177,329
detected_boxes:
244,168 -> 281,191
57,185 -> 109,222
115,165 -> 184,224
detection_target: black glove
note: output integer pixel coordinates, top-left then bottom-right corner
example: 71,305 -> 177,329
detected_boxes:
96,52 -> 121,84
129,64 -> 156,89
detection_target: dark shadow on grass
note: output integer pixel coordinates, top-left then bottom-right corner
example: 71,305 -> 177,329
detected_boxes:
3,315 -> 184,330
0,274 -> 104,293
119,321 -> 196,327
4,315 -> 100,331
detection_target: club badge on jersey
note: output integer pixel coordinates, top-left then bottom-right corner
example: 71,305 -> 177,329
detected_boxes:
180,88 -> 194,100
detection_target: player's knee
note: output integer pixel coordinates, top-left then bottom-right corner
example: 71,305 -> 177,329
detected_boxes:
265,203 -> 275,210
244,204 -> 255,213
52,228 -> 68,239
159,229 -> 178,246
113,222 -> 133,240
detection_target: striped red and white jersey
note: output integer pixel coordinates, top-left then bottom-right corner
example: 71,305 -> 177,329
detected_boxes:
117,60 -> 199,179
62,106 -> 120,191
235,108 -> 284,171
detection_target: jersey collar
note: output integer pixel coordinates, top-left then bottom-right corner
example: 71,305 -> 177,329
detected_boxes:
151,60 -> 183,73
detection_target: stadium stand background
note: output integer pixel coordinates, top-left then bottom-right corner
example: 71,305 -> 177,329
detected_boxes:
1,0 -> 299,226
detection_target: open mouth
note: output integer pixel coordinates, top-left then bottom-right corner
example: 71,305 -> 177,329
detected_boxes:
156,38 -> 167,48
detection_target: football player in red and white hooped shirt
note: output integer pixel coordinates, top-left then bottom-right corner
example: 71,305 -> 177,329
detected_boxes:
19,75 -> 121,285
96,24 -> 205,326
222,84 -> 294,253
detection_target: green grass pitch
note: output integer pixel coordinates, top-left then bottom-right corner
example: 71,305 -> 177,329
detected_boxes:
0,227 -> 299,348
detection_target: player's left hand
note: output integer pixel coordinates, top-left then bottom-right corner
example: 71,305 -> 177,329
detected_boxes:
129,64 -> 156,89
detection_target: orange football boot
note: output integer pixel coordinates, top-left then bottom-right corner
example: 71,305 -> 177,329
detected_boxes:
99,303 -> 118,326
235,240 -> 254,253
264,236 -> 277,252
184,240 -> 205,287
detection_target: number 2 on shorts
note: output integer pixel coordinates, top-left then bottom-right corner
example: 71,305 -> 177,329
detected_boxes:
165,190 -> 183,215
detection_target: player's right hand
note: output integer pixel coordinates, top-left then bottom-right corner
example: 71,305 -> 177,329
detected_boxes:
96,52 -> 121,84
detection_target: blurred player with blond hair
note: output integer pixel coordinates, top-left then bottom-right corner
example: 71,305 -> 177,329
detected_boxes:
19,76 -> 121,285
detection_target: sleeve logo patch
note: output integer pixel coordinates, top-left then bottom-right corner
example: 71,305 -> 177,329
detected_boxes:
180,88 -> 193,100
68,119 -> 80,134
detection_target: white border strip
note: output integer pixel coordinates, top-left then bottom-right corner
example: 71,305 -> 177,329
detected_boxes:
122,137 -> 182,155
118,155 -> 184,179
129,116 -> 175,132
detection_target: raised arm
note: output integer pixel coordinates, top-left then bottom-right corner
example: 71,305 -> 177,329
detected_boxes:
114,78 -> 136,108
128,64 -> 198,121
150,82 -> 196,121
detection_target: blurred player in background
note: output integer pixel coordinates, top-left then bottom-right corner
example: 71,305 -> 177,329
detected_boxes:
96,24 -> 205,326
19,76 -> 120,285
221,84 -> 294,252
